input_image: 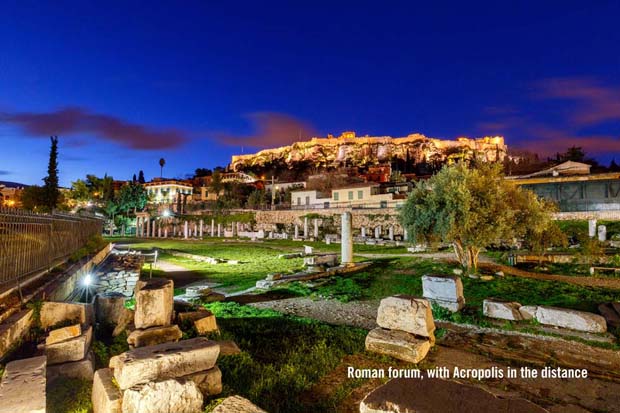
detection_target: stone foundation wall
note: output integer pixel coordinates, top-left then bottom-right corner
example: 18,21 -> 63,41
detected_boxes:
253,209 -> 404,235
554,211 -> 620,221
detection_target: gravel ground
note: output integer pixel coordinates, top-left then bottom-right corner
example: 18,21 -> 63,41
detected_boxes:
250,297 -> 380,330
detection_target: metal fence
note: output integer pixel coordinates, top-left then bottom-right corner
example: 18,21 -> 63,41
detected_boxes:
0,207 -> 103,290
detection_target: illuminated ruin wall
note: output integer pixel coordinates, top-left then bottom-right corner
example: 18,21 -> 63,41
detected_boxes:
230,133 -> 507,171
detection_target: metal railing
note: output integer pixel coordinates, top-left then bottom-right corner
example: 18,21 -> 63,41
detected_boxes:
0,207 -> 103,290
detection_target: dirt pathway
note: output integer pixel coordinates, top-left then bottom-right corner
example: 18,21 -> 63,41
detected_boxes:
153,260 -> 206,288
250,297 -> 379,329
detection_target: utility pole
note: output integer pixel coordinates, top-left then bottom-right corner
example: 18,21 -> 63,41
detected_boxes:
271,175 -> 276,210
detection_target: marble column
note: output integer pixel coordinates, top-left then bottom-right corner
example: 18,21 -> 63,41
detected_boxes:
152,220 -> 156,238
313,219 -> 319,238
403,228 -> 409,241
303,217 -> 309,238
173,225 -> 177,237
294,224 -> 299,239
217,223 -> 222,237
361,226 -> 366,238
388,226 -> 394,241
341,212 -> 353,266
589,219 -> 597,238
146,219 -> 151,238
375,226 -> 381,239
164,227 -> 168,238
184,221 -> 189,239
158,223 -> 162,238
199,220 -> 204,238
211,219 -> 215,237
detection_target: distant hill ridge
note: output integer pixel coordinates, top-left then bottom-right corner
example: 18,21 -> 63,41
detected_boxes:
0,181 -> 29,188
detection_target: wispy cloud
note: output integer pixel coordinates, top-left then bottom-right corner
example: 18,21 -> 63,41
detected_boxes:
478,77 -> 620,157
0,170 -> 10,176
0,107 -> 188,150
218,112 -> 317,148
536,77 -> 620,126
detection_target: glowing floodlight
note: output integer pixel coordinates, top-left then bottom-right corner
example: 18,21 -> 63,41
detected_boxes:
162,209 -> 171,217
82,273 -> 92,287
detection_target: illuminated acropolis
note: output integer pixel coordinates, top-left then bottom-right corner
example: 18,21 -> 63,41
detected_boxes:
230,131 -> 507,171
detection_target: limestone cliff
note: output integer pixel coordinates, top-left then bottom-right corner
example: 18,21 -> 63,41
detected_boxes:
230,132 -> 507,172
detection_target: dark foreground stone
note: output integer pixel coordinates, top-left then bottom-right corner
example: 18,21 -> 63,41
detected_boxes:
360,377 -> 548,413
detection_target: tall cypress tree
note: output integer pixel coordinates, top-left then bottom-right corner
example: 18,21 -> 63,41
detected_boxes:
138,170 -> 145,184
43,136 -> 60,211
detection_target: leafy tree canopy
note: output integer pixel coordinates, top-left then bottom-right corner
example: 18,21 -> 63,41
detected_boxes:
400,162 -> 560,272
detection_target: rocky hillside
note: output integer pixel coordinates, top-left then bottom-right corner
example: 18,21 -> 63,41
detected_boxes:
230,132 -> 507,173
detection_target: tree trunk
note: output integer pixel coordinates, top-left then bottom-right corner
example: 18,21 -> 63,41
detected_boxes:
467,246 -> 480,272
453,240 -> 469,271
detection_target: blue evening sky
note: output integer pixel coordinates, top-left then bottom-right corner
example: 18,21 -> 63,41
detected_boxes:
0,1 -> 619,186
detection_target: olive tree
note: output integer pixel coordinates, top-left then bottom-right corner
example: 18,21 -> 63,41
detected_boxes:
400,162 -> 561,273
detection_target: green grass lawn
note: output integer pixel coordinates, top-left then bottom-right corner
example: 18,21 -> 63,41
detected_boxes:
277,256 -> 620,313
111,238 -> 620,312
111,238 -> 407,292
46,304 -> 371,413
202,302 -> 369,413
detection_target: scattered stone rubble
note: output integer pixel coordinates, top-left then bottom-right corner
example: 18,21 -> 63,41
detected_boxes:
95,252 -> 144,297
212,395 -> 267,413
257,217 -> 370,288
0,301 -> 100,413
0,356 -> 47,413
96,292 -> 128,327
134,278 -> 174,329
421,274 -> 465,312
167,250 -> 239,265
94,338 -> 223,413
483,299 -> 608,333
39,303 -> 96,382
178,310 -> 219,335
366,295 -> 436,363
90,276 -> 235,412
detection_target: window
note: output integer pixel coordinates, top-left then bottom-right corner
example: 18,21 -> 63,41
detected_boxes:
297,197 -> 301,205
305,196 -> 310,205
334,192 -> 339,201
358,190 -> 363,199
348,191 -> 353,200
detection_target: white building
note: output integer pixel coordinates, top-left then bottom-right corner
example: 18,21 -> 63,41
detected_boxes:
291,182 -> 409,209
143,180 -> 193,204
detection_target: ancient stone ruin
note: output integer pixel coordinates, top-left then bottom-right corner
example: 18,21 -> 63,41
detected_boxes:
0,301 -> 97,413
483,299 -> 608,333
94,337 -> 222,413
91,277 -> 231,413
421,274 -> 465,312
95,252 -> 144,297
366,295 -> 436,363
